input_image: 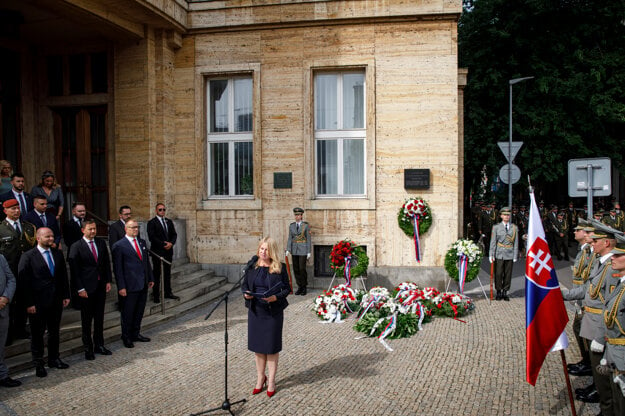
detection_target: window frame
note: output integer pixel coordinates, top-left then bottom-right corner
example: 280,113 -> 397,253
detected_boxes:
313,70 -> 367,198
206,75 -> 254,199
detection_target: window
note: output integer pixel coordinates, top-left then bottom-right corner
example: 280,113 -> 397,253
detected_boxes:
207,77 -> 253,197
314,72 -> 365,196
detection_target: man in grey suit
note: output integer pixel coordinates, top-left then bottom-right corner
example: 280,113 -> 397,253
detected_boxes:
286,207 -> 311,296
489,207 -> 518,301
0,253 -> 20,387
602,233 -> 625,415
562,221 -> 622,411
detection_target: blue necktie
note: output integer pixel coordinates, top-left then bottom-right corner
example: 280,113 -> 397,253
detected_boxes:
44,250 -> 55,276
40,213 -> 47,226
17,193 -> 26,214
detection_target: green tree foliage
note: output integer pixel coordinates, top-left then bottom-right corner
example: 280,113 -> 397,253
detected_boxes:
459,0 -> 625,197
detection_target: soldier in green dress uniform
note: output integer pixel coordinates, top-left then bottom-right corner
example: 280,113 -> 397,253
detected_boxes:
286,207 -> 311,296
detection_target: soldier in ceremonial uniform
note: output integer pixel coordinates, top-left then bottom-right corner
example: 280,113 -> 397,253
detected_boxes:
602,233 -> 625,414
566,219 -> 595,387
604,207 -> 622,232
488,207 -> 518,301
562,221 -> 622,412
478,203 -> 497,251
553,211 -> 570,261
0,199 -> 36,344
566,201 -> 577,244
594,209 -> 605,223
286,207 -> 311,296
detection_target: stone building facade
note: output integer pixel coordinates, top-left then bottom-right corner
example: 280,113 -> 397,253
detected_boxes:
0,0 -> 465,286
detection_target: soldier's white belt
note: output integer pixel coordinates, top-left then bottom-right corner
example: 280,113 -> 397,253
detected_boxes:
496,243 -> 513,249
583,306 -> 603,314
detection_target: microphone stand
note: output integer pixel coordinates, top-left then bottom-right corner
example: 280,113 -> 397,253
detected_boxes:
148,249 -> 172,315
191,264 -> 248,416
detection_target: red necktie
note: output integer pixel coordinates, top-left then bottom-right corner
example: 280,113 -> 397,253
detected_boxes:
133,238 -> 142,260
89,240 -> 98,262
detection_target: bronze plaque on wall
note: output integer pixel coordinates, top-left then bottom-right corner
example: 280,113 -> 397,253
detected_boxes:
404,169 -> 430,189
274,172 -> 292,189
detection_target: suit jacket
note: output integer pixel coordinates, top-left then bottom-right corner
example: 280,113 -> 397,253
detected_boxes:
0,254 -> 16,319
0,220 -> 37,272
18,246 -> 70,309
147,216 -> 177,258
68,237 -> 112,295
112,237 -> 152,293
23,210 -> 62,245
241,261 -> 290,315
0,190 -> 33,220
62,217 -> 83,253
108,220 -> 126,250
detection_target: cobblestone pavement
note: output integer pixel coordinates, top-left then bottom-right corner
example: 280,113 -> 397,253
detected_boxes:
0,259 -> 601,415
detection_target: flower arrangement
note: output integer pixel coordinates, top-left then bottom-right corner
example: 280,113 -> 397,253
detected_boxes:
312,284 -> 363,321
397,197 -> 432,238
329,240 -> 369,279
430,292 -> 475,318
444,239 -> 483,283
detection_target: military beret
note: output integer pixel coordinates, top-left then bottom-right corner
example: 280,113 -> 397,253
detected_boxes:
2,199 -> 18,209
293,207 -> 304,214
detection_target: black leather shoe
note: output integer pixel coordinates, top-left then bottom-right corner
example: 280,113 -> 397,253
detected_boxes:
569,363 -> 592,376
85,351 -> 95,361
575,383 -> 595,395
134,334 -> 151,342
295,288 -> 302,295
165,294 -> 180,300
503,291 -> 510,301
567,360 -> 587,371
94,346 -> 112,355
300,288 -> 307,296
48,359 -> 69,369
122,339 -> 134,348
35,365 -> 47,378
495,291 -> 502,301
0,377 -> 22,387
576,389 -> 599,403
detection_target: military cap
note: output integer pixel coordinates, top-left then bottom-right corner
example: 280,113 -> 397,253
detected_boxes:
574,218 -> 588,230
2,199 -> 18,209
589,219 -> 622,240
610,207 -> 616,212
611,234 -> 625,255
557,211 -> 565,216
499,206 -> 511,214
293,207 -> 304,214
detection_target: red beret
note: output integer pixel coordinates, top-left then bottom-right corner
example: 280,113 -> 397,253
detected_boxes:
2,199 -> 18,209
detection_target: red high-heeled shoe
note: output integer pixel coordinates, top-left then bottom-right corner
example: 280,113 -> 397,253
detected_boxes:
252,376 -> 267,395
267,388 -> 276,398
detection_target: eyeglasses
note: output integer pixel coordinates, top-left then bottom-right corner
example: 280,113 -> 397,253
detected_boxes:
158,208 -> 166,212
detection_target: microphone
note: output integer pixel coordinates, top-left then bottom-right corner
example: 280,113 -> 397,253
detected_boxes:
245,255 -> 259,272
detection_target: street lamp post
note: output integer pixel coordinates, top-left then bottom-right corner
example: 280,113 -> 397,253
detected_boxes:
508,76 -> 534,209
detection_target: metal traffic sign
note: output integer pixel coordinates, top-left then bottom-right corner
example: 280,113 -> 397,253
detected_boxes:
498,141 -> 523,163
499,163 -> 521,184
567,157 -> 611,197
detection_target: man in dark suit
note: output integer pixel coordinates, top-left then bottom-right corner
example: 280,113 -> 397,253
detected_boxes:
0,173 -> 33,221
19,227 -> 70,378
24,196 -> 62,249
147,203 -> 178,303
0,199 -> 36,343
62,202 -> 87,254
108,205 -> 132,251
68,219 -> 113,360
112,219 -> 153,348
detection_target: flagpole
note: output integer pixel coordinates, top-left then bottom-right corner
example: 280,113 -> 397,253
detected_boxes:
560,350 -> 578,416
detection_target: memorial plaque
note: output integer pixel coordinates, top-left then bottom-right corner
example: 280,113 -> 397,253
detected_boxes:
273,172 -> 292,189
404,169 -> 430,189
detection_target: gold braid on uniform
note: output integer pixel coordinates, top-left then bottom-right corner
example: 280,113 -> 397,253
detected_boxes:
572,247 -> 590,280
581,252 -> 597,282
588,261 -> 611,303
604,284 -> 625,336
24,230 -> 36,246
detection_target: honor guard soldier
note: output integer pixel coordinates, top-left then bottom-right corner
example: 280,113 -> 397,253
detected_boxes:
286,207 -> 311,296
562,220 -> 622,412
602,233 -> 625,414
488,207 -> 518,301
604,207 -> 622,232
0,199 -> 36,344
553,211 -> 570,261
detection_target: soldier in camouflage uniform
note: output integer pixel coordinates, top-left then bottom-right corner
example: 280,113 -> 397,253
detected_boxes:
489,207 -> 518,301
0,199 -> 36,344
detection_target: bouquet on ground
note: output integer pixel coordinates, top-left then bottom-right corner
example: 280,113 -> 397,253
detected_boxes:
431,292 -> 475,318
312,284 -> 363,322
329,240 -> 369,284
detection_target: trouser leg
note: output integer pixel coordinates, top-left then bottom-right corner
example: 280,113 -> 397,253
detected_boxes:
590,349 -> 614,416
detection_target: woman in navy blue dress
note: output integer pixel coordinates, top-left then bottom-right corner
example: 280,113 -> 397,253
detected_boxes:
242,237 -> 291,397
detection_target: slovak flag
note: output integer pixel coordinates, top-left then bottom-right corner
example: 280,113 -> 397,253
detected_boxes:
525,191 -> 569,386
